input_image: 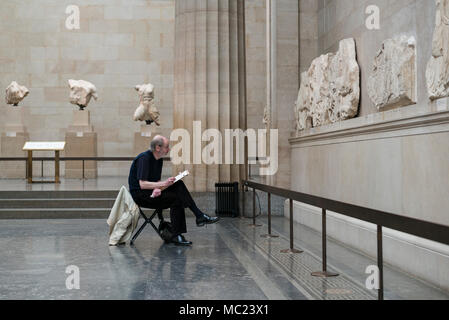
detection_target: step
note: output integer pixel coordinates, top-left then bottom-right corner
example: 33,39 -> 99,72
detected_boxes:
0,199 -> 115,209
0,190 -> 222,219
0,190 -> 119,199
0,208 -> 162,219
0,208 -> 111,219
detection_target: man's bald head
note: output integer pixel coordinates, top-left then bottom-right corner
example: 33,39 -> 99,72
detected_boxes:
150,135 -> 167,152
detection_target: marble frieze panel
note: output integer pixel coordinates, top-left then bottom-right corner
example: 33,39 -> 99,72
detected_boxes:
427,0 -> 449,100
295,71 -> 312,133
368,36 -> 417,110
295,38 -> 360,136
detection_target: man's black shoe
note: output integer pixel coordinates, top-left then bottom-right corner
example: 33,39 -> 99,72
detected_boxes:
196,214 -> 220,227
171,235 -> 192,246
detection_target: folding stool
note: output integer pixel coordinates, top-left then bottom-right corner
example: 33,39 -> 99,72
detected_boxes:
130,207 -> 164,245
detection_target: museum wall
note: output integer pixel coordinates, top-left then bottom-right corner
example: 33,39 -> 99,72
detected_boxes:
289,0 -> 449,291
0,0 -> 283,179
317,0 -> 434,117
299,0 -> 319,73
0,0 -> 176,176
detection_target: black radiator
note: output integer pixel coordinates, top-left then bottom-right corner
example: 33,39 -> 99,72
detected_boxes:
215,182 -> 239,217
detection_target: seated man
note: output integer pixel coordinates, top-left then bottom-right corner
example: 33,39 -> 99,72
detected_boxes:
128,135 -> 219,246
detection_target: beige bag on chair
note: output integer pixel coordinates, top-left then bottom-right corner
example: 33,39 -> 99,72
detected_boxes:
107,186 -> 140,246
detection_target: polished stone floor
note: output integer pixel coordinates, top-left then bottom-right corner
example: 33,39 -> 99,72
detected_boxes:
0,216 -> 448,300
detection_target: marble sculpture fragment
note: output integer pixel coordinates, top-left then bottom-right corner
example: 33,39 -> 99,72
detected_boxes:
133,83 -> 160,126
68,79 -> 98,110
294,38 -> 360,134
426,0 -> 449,100
368,36 -> 416,110
5,81 -> 29,106
295,72 -> 312,134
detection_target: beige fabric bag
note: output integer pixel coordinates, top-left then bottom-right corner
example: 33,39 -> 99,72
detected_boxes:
107,186 -> 140,245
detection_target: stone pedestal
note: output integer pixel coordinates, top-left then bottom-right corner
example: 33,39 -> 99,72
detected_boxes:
64,110 -> 97,178
5,107 -> 26,133
133,125 -> 154,156
0,107 -> 29,178
68,110 -> 94,133
0,133 -> 29,178
133,126 -> 171,155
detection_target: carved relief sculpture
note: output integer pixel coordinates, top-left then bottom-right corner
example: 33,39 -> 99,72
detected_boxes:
368,36 -> 417,110
328,38 -> 360,123
308,53 -> 331,127
68,79 -> 98,110
294,38 -> 360,134
133,83 -> 160,126
5,81 -> 29,106
295,72 -> 312,135
263,106 -> 269,127
426,0 -> 449,100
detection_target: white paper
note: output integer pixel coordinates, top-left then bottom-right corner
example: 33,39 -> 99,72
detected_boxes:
174,170 -> 189,183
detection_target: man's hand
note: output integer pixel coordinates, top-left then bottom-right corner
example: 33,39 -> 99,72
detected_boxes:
163,177 -> 176,188
151,188 -> 162,198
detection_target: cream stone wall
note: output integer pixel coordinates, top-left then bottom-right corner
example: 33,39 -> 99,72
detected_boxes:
289,103 -> 449,291
289,0 -> 449,291
300,0 -> 319,73
0,0 -> 293,180
0,0 -> 175,176
317,0 -> 434,117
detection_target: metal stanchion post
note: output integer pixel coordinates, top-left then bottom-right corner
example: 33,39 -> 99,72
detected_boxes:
241,184 -> 245,220
311,209 -> 338,278
281,199 -> 302,254
27,151 -> 33,184
261,193 -> 278,238
249,188 -> 262,227
55,151 -> 60,184
378,225 -> 384,300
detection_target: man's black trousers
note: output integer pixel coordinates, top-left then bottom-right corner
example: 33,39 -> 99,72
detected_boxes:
131,181 -> 199,237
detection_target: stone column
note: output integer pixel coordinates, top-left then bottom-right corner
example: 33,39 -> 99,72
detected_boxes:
262,0 -> 299,188
274,0 -> 298,188
174,0 -> 247,192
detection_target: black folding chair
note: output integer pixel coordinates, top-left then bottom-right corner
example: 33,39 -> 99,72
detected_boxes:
130,207 -> 164,245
